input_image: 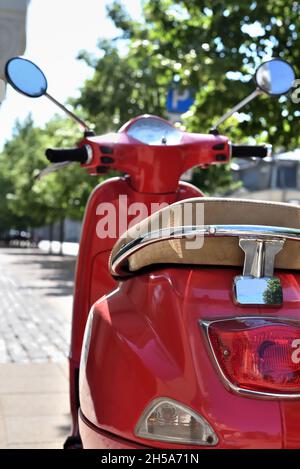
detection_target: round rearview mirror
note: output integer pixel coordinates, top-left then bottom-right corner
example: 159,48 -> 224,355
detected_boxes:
255,59 -> 295,95
5,57 -> 48,98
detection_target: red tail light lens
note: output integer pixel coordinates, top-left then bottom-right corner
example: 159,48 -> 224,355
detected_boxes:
207,318 -> 300,395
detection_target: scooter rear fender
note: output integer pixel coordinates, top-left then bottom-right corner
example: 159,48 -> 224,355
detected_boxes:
79,267 -> 300,448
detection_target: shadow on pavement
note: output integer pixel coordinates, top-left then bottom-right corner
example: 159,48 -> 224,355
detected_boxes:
0,247 -> 76,297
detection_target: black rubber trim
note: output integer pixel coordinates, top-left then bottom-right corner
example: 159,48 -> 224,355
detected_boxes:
96,166 -> 108,174
101,156 -> 114,164
213,143 -> 225,150
231,145 -> 268,158
63,435 -> 82,450
45,146 -> 88,163
100,146 -> 114,154
215,154 -> 227,161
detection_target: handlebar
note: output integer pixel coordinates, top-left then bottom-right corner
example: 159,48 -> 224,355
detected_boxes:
45,146 -> 89,164
44,140 -> 272,186
46,143 -> 271,165
231,144 -> 272,159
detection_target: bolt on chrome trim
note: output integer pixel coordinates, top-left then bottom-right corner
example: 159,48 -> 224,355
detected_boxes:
240,238 -> 285,278
233,276 -> 283,307
234,238 -> 285,306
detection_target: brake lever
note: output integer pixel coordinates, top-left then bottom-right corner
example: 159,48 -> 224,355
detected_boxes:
35,161 -> 74,180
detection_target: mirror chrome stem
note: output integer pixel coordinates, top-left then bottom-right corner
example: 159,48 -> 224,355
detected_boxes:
211,88 -> 263,131
35,161 -> 74,181
45,92 -> 90,131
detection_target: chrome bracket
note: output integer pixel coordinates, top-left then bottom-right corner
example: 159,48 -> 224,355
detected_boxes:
233,238 -> 285,307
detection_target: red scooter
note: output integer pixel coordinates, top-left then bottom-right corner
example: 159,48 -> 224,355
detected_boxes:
5,57 -> 300,449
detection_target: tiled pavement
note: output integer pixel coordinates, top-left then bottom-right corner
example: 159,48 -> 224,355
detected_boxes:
0,247 -> 76,448
0,362 -> 70,448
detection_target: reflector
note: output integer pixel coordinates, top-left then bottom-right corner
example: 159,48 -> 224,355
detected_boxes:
135,398 -> 218,446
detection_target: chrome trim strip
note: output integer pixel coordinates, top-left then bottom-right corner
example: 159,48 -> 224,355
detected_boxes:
199,316 -> 300,400
111,224 -> 300,276
85,144 -> 93,164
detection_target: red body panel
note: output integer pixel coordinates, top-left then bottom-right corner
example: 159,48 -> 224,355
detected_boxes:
79,413 -> 148,449
71,178 -> 203,365
81,116 -> 230,193
69,176 -> 203,434
79,268 -> 300,449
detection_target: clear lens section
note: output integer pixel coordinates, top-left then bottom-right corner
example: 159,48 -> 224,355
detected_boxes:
135,398 -> 218,446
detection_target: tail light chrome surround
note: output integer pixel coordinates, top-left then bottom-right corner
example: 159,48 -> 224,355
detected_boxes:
200,316 -> 300,399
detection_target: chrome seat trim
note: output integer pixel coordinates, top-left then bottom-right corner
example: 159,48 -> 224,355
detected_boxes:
111,224 -> 300,276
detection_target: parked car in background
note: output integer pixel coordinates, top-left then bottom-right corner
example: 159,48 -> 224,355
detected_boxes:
230,149 -> 300,204
1,229 -> 32,246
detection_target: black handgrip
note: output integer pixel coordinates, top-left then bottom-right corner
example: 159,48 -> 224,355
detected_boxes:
45,146 -> 88,164
231,144 -> 271,158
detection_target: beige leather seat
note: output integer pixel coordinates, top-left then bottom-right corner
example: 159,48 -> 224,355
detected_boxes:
110,198 -> 300,275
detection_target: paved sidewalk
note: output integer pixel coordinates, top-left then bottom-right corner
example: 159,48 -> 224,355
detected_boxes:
0,362 -> 70,448
0,247 -> 75,362
0,247 -> 76,448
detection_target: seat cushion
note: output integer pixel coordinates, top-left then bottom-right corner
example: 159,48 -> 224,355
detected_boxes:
110,198 -> 300,274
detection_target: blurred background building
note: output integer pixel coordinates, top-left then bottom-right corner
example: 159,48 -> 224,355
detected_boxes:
231,151 -> 300,204
0,0 -> 29,104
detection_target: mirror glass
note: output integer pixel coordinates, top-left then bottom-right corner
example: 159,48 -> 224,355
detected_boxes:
255,59 -> 295,95
5,57 -> 48,98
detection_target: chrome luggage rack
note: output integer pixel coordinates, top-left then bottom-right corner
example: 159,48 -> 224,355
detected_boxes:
111,225 -> 300,306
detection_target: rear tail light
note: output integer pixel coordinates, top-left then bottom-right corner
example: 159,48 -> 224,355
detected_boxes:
204,318 -> 300,396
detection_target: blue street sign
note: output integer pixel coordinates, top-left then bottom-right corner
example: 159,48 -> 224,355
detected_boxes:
166,87 -> 195,114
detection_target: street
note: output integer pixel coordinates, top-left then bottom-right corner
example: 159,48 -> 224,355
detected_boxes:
0,247 -> 76,448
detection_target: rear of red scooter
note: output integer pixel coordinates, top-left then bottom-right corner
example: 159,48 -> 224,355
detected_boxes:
78,270 -> 300,449
78,198 -> 300,449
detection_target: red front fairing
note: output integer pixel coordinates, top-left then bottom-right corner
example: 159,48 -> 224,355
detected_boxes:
79,267 -> 300,449
81,116 -> 230,193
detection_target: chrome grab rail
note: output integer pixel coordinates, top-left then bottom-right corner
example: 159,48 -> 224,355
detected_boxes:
111,224 -> 300,276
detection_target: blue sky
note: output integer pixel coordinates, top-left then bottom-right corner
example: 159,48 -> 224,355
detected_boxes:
0,0 -> 142,148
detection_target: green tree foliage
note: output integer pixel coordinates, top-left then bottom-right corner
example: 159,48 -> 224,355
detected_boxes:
262,278 -> 283,305
0,168 -> 19,235
0,116 -> 47,232
0,115 -> 97,232
76,0 -> 300,194
106,0 -> 300,146
2,0 -> 300,233
74,39 -> 171,134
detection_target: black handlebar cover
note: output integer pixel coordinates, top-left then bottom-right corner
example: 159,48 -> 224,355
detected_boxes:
231,144 -> 270,158
45,146 -> 88,164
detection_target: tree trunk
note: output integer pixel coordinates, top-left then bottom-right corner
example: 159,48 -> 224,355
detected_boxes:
30,227 -> 34,247
59,218 -> 65,256
48,224 -> 53,254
